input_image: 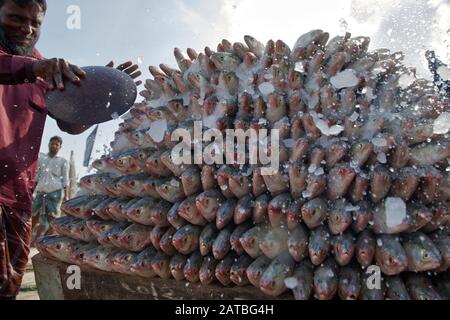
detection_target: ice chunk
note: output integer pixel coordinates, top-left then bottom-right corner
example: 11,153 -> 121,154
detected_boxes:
433,112 -> 450,134
258,82 -> 275,97
364,87 -> 377,101
294,62 -> 306,74
302,190 -> 312,198
345,205 -> 360,212
284,277 -> 299,289
377,153 -> 387,164
384,197 -> 407,229
372,137 -> 387,147
330,69 -> 358,89
314,167 -> 325,176
349,112 -> 359,122
147,119 -> 167,143
377,239 -> 383,247
283,139 -> 294,148
308,164 -> 317,174
328,125 -> 344,136
398,73 -> 416,89
437,65 -> 450,81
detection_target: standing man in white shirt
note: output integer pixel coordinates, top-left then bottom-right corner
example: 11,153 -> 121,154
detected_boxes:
31,136 -> 69,243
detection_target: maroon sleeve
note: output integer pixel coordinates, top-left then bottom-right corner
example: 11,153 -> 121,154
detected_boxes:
0,49 -> 38,85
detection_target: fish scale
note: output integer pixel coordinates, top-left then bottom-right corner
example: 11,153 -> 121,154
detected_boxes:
38,29 -> 450,300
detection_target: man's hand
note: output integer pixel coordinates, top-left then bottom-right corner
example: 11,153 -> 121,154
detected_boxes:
33,58 -> 86,91
106,60 -> 142,86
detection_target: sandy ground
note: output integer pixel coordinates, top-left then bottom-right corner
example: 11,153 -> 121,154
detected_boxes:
17,248 -> 40,300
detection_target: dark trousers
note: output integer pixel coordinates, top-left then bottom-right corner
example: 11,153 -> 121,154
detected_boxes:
0,205 -> 32,299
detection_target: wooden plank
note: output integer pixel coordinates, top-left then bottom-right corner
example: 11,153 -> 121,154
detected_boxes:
32,254 -> 290,300
32,255 -> 64,300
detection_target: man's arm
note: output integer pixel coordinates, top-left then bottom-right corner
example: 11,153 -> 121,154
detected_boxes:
0,49 -> 38,85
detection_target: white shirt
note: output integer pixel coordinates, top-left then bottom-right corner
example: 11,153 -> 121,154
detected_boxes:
35,153 -> 69,194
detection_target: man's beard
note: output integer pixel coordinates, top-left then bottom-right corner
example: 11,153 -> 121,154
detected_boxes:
0,27 -> 37,57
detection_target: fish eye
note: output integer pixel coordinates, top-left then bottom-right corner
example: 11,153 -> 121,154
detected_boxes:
56,244 -> 62,250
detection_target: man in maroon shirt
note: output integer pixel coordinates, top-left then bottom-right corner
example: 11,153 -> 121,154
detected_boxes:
0,0 -> 141,299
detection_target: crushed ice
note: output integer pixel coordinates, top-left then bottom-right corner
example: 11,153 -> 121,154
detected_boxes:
330,69 -> 358,89
384,197 -> 407,229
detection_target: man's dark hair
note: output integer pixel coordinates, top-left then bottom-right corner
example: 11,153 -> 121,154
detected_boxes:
0,0 -> 47,11
50,136 -> 63,145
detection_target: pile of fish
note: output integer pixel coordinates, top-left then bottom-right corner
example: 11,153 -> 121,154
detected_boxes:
37,29 -> 450,300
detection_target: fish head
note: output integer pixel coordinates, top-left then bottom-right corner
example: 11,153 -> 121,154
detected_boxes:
260,271 -> 283,294
211,52 -> 241,71
172,230 -> 192,253
330,209 -> 353,232
334,236 -> 355,263
336,164 -> 355,179
416,243 -> 442,270
358,241 -> 375,264
80,175 -> 96,189
314,269 -> 336,299
115,155 -> 137,173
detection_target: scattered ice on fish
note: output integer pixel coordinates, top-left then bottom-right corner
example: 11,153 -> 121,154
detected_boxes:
311,113 -> 343,137
283,139 -> 294,148
302,190 -> 312,198
433,112 -> 450,134
171,179 -> 180,187
147,119 -> 167,143
364,87 -> 377,101
330,69 -> 358,89
345,205 -> 360,212
372,138 -> 387,147
258,118 -> 267,125
106,101 -> 111,109
328,125 -> 344,136
349,112 -> 359,122
377,239 -> 383,247
284,277 -> 299,289
398,73 -> 416,89
308,164 -> 317,174
258,82 -> 275,98
294,62 -> 305,74
220,184 -> 228,191
203,102 -> 226,129
137,56 -> 144,64
385,197 -> 407,229
437,66 -> 450,81
377,153 -> 387,164
315,167 -> 325,176
111,112 -> 119,120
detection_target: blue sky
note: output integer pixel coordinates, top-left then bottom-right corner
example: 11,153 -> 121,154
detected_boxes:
37,0 -> 450,179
